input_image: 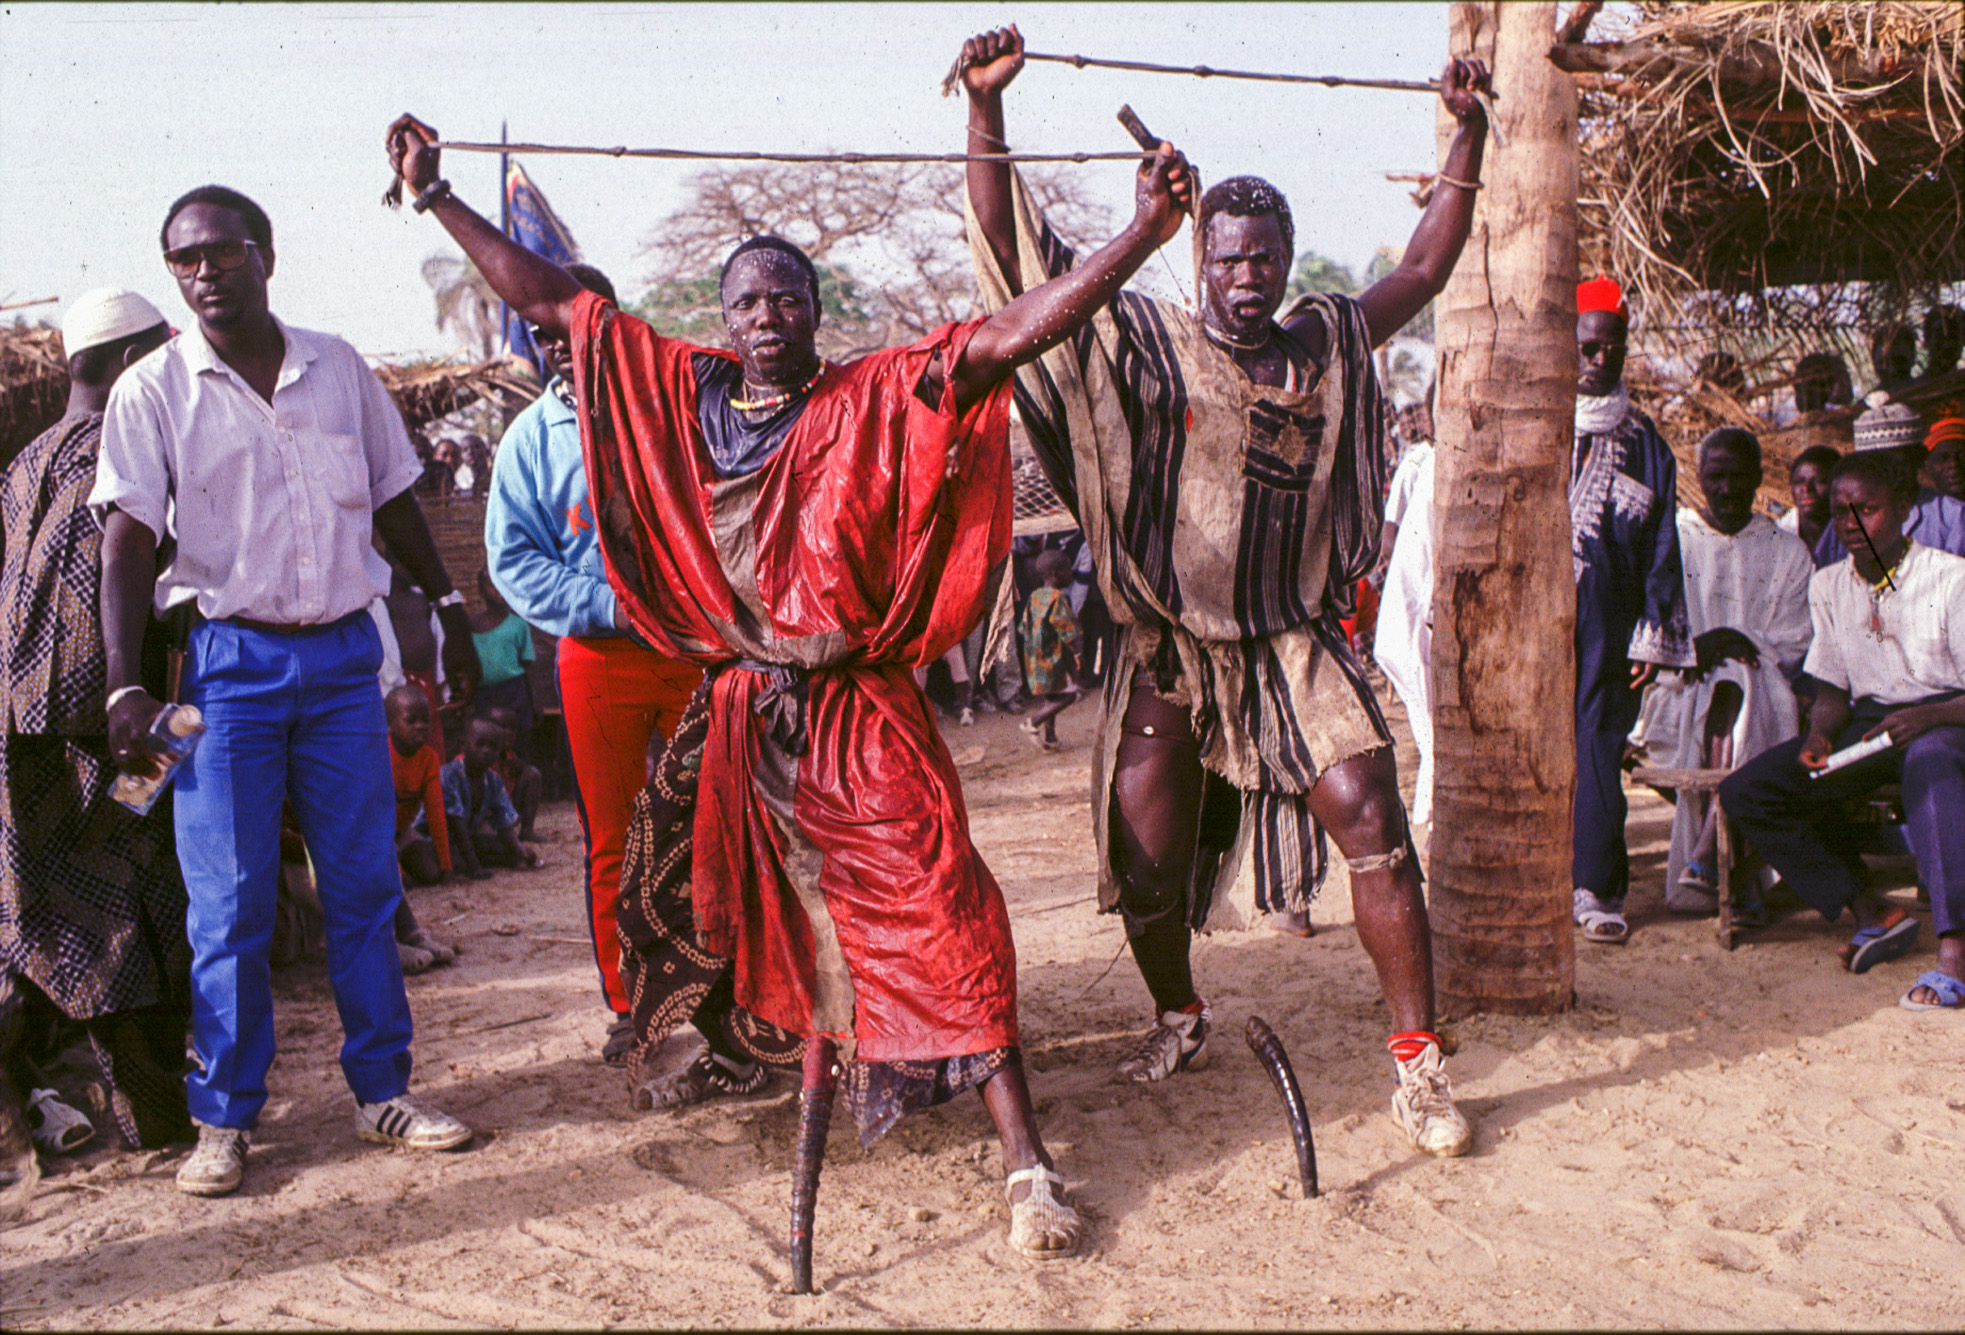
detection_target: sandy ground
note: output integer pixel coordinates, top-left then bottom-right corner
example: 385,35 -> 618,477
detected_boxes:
4,677 -> 1963,1331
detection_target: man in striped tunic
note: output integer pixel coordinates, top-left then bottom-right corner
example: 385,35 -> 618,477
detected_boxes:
961,27 -> 1488,1157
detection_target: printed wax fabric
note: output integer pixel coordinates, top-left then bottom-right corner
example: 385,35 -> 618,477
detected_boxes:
966,170 -> 1393,930
569,291 -> 1021,1083
1,414 -> 191,1147
1020,584 -> 1082,696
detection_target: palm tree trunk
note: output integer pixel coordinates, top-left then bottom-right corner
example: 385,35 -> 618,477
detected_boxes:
1428,1 -> 1578,1015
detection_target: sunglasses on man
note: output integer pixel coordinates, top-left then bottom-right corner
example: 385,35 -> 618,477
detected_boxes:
163,239 -> 261,279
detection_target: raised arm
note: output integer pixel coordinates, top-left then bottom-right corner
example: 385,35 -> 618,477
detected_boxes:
387,114 -> 585,340
1350,58 -> 1491,348
950,143 -> 1191,412
962,26 -> 1027,294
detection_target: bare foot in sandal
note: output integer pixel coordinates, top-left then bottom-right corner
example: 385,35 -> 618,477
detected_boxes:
397,941 -> 436,975
1005,1163 -> 1083,1260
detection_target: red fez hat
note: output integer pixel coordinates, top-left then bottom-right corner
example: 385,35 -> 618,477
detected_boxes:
1928,416 -> 1965,452
1577,277 -> 1627,317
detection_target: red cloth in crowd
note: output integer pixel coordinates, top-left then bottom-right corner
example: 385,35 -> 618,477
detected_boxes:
390,741 -> 450,874
558,633 -> 701,1013
569,291 -> 1018,1062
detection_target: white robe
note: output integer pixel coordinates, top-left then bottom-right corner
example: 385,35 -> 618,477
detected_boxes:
1635,511 -> 1813,907
1373,441 -> 1436,825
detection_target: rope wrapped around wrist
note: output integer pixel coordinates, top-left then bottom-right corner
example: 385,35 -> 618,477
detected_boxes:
1434,172 -> 1482,191
411,178 -> 453,213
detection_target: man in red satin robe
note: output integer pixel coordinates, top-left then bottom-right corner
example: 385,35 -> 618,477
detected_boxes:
388,112 -> 1191,1261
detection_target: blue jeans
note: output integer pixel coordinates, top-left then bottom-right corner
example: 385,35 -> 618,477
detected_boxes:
1720,695 -> 1965,936
175,612 -> 412,1128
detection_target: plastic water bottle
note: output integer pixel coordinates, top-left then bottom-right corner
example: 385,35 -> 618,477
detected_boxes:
110,704 -> 206,816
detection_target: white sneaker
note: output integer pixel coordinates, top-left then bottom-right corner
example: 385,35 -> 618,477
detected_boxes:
1391,1041 -> 1471,1158
1114,1002 -> 1211,1083
355,1093 -> 472,1150
177,1123 -> 249,1196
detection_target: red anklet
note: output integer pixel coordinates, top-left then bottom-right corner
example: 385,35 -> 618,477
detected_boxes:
1387,1030 -> 1441,1063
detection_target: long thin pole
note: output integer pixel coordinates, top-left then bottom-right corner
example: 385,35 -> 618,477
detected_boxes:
436,140 -> 1151,166
1019,49 -> 1439,93
497,120 -> 510,359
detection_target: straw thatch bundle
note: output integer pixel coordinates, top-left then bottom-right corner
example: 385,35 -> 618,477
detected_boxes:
1,326 -> 534,473
371,357 -> 538,435
0,325 -> 69,470
1568,1 -> 1964,324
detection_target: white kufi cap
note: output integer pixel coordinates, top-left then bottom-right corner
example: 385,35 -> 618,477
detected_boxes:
62,288 -> 168,359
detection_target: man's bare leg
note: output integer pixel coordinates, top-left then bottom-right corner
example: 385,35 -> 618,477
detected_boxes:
1108,675 -> 1210,1079
1308,745 -> 1468,1157
978,1061 -> 1081,1258
1305,747 -> 1432,1034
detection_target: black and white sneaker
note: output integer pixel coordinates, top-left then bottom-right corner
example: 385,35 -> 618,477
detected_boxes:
355,1093 -> 472,1150
1114,1002 -> 1212,1083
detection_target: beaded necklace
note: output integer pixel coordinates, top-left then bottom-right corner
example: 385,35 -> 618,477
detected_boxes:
732,362 -> 827,413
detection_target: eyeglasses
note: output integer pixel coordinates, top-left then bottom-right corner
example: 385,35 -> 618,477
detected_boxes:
162,239 -> 260,278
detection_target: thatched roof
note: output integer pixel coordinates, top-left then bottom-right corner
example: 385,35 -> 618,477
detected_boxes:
371,357 -> 539,434
0,325 -> 68,471
1,321 -> 534,471
1567,1 -> 1964,323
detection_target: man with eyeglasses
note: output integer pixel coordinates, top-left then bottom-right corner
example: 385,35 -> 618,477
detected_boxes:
484,262 -> 703,1068
91,184 -> 483,1196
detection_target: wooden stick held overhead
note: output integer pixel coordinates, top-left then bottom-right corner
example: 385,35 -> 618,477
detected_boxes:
427,140 -> 1154,166
944,48 -> 1507,149
942,48 -> 1441,96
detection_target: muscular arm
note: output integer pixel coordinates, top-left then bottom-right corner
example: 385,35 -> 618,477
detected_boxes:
388,115 -> 584,340
1349,58 -> 1491,349
962,27 -> 1026,294
951,144 -> 1190,412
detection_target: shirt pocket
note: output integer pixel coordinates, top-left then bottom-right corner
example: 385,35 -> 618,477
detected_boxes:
320,432 -> 371,511
1240,401 -> 1325,493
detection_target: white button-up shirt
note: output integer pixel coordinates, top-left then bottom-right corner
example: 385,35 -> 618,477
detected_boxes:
92,318 -> 424,625
1805,541 -> 1965,704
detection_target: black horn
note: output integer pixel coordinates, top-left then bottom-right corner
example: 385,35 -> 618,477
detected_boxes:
1245,1015 -> 1317,1198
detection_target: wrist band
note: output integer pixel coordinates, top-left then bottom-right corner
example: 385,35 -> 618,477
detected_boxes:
411,179 -> 453,213
1435,173 -> 1483,191
434,590 -> 466,609
106,685 -> 147,711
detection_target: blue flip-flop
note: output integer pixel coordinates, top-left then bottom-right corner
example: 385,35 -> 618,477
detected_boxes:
1846,914 -> 1919,974
1899,970 -> 1965,1012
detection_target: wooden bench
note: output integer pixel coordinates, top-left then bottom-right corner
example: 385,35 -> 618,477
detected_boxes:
1630,766 -> 1905,952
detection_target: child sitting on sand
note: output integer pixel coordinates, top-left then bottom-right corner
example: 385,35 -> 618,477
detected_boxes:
389,685 -> 452,887
481,705 -> 545,843
383,686 -> 456,973
426,716 -> 539,878
1019,549 -> 1084,751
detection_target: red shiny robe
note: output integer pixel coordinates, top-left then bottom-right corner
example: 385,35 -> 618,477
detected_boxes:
570,292 -> 1018,1061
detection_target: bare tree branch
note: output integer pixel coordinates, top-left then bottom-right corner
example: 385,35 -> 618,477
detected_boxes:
634,161 -> 1113,356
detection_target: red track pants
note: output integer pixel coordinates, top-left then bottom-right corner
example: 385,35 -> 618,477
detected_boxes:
556,635 -> 702,1012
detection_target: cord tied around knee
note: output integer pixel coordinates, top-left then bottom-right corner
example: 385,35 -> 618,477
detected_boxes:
1346,845 -> 1408,874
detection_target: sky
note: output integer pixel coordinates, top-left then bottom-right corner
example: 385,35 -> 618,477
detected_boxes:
1,2 -> 1458,361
